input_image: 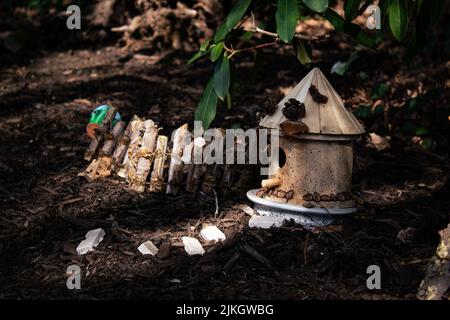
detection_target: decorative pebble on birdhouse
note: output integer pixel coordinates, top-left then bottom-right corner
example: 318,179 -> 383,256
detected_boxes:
248,68 -> 365,220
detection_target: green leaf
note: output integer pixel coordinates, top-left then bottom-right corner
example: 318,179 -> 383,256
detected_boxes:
344,0 -> 360,20
293,38 -> 311,65
323,8 -> 375,48
188,50 -> 206,64
214,23 -> 229,43
240,31 -> 254,42
388,0 -> 408,41
213,54 -> 230,100
415,127 -> 429,136
358,71 -> 369,81
303,0 -> 329,13
195,79 -> 218,130
210,42 -> 224,62
371,83 -> 389,99
379,0 -> 391,15
214,0 -> 252,42
354,105 -> 373,119
226,0 -> 252,30
276,0 -> 299,43
200,40 -> 210,51
323,8 -> 345,31
356,31 -> 375,47
420,138 -> 433,150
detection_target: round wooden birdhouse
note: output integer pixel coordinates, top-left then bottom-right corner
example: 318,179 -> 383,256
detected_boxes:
248,68 -> 365,219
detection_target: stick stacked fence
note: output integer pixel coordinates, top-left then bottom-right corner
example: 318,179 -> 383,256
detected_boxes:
82,112 -> 244,195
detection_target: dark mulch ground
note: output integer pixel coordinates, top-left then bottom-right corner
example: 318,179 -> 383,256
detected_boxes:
0,12 -> 449,299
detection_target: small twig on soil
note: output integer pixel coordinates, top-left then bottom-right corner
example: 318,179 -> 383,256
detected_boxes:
213,189 -> 219,217
223,251 -> 242,271
241,244 -> 272,268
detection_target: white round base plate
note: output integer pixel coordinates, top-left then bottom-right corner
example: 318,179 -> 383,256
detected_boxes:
247,189 -> 357,215
247,189 -> 356,228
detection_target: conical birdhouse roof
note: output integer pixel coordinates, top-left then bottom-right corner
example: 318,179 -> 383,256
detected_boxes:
260,68 -> 365,140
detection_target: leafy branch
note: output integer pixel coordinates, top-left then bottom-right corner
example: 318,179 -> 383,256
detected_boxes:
189,0 -> 445,129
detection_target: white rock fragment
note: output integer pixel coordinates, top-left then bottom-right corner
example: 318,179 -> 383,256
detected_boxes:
369,132 -> 390,151
76,228 -> 105,255
200,226 -> 226,242
180,142 -> 193,164
248,215 -> 285,229
194,137 -> 206,148
138,240 -> 159,256
181,236 -> 205,256
240,204 -> 258,216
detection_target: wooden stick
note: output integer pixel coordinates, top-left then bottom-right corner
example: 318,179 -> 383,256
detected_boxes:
186,164 -> 206,193
186,137 -> 206,193
148,135 -> 168,193
85,120 -> 126,179
85,158 -> 100,180
100,120 -> 125,157
117,118 -> 144,179
129,119 -> 158,192
166,124 -> 189,195
84,106 -> 117,162
221,164 -> 233,189
201,164 -> 216,193
95,156 -> 113,178
417,223 -> 450,300
261,178 -> 282,188
112,115 -> 139,172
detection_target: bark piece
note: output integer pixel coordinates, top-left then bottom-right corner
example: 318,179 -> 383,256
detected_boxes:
309,84 -> 328,104
417,223 -> 450,300
241,244 -> 272,268
280,120 -> 309,136
157,241 -> 171,259
148,135 -> 168,193
223,252 -> 241,271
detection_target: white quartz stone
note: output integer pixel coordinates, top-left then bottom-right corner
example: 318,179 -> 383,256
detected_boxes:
76,228 -> 105,255
182,236 -> 205,256
248,215 -> 285,229
138,240 -> 159,256
200,226 -> 226,242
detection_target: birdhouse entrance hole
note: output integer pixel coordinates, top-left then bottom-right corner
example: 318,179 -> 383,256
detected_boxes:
278,147 -> 286,168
